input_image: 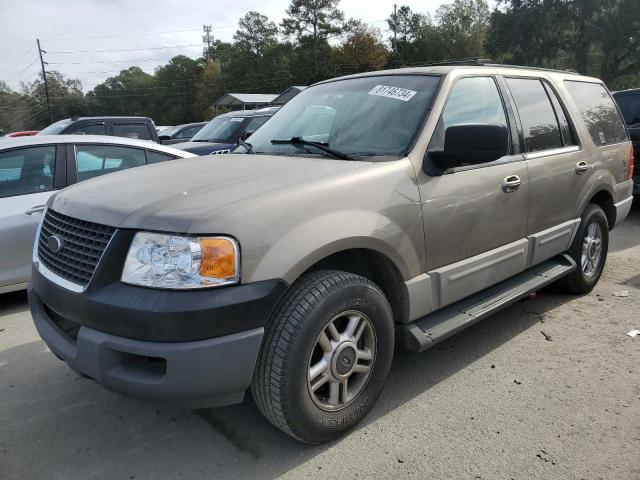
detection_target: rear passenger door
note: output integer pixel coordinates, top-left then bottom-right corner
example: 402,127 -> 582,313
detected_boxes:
504,76 -> 584,248
0,145 -> 63,288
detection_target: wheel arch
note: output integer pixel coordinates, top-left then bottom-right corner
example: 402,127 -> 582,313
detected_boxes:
298,247 -> 410,324
585,189 -> 615,229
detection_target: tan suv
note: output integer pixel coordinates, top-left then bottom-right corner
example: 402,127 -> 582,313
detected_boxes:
28,64 -> 634,443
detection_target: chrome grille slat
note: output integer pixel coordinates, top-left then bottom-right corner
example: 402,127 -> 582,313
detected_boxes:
38,210 -> 116,287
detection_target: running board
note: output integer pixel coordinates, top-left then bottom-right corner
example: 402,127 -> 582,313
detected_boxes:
397,254 -> 576,352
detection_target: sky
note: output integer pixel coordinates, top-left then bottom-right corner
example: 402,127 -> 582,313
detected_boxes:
1,0 -> 495,93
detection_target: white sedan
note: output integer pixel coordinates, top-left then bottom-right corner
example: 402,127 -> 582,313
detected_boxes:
0,135 -> 195,293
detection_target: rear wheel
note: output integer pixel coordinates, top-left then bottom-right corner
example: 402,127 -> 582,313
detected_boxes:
557,204 -> 609,294
251,270 -> 394,443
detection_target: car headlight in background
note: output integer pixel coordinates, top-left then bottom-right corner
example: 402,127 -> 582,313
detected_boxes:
121,232 -> 239,289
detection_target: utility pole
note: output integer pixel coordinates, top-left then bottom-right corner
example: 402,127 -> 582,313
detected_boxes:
202,25 -> 213,56
393,4 -> 398,56
36,38 -> 53,124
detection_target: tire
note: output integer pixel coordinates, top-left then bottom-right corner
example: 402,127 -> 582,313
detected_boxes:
251,270 -> 394,443
557,204 -> 609,294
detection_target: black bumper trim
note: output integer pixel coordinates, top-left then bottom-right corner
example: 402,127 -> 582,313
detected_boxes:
30,263 -> 288,342
29,285 -> 263,408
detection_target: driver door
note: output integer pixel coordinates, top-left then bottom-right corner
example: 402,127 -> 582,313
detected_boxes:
417,75 -> 529,310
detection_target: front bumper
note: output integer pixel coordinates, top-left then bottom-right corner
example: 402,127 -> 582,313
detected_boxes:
29,284 -> 263,408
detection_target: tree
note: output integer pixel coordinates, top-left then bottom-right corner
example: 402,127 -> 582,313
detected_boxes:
233,11 -> 279,56
334,24 -> 388,74
282,0 -> 345,77
435,0 -> 490,59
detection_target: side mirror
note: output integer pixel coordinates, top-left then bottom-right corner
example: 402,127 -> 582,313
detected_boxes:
158,135 -> 171,143
430,124 -> 509,170
240,130 -> 255,141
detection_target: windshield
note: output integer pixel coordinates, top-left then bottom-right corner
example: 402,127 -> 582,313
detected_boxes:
38,119 -> 73,135
242,75 -> 441,158
614,92 -> 640,126
191,116 -> 245,143
158,125 -> 182,137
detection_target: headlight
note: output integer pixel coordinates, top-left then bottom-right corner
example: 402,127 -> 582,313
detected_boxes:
121,232 -> 239,289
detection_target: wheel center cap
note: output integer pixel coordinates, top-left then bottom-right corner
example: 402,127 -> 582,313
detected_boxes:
333,344 -> 357,377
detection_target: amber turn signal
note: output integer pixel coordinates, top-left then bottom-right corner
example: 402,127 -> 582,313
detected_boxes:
199,238 -> 237,279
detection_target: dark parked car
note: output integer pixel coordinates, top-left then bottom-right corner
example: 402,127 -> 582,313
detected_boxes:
172,107 -> 278,155
613,88 -> 640,194
158,122 -> 206,145
38,117 -> 159,143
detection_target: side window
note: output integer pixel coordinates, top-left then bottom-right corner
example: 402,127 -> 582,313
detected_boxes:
506,78 -> 563,152
542,82 -> 575,146
178,125 -> 201,139
244,116 -> 269,134
0,146 -> 56,197
564,81 -> 628,146
113,123 -> 151,140
146,150 -> 175,164
442,77 -> 507,128
75,145 -> 146,181
614,92 -> 640,126
430,76 -> 508,153
73,123 -> 107,135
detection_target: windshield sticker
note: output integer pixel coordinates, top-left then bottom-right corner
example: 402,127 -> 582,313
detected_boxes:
368,85 -> 417,102
230,118 -> 244,122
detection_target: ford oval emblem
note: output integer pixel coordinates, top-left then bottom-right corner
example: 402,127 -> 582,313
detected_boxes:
47,235 -> 63,253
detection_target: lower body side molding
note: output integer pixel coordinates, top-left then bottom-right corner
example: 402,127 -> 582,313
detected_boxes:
396,254 -> 576,352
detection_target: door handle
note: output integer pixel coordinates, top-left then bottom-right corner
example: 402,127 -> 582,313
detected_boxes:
25,205 -> 46,215
502,175 -> 521,193
575,161 -> 589,175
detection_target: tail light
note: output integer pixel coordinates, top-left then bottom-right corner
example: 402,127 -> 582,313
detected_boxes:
629,144 -> 635,180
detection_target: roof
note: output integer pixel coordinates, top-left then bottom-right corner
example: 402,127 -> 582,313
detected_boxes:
612,88 -> 640,96
0,135 -> 196,157
216,106 -> 280,118
213,93 -> 278,107
271,86 -> 307,105
66,116 -> 153,121
315,64 -> 599,87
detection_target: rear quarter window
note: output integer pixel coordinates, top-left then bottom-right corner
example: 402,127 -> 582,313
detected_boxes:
564,81 -> 628,146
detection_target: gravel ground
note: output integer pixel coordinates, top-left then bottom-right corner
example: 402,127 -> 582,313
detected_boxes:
1,204 -> 638,480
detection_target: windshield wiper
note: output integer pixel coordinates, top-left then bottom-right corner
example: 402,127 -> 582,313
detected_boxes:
270,137 -> 354,160
238,138 -> 254,154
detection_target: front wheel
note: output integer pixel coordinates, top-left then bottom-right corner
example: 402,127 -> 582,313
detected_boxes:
557,204 -> 609,294
251,270 -> 394,443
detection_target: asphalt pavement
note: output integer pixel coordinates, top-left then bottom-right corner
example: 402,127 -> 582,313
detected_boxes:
1,204 -> 639,480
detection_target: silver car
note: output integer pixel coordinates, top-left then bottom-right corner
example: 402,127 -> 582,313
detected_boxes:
0,135 -> 194,293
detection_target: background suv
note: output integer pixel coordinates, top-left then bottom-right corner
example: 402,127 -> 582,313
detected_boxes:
38,116 -> 159,143
613,88 -> 640,194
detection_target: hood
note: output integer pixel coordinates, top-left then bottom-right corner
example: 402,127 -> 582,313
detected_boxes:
171,141 -> 235,155
49,154 -> 367,232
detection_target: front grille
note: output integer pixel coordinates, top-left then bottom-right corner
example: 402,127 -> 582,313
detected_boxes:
38,209 -> 115,287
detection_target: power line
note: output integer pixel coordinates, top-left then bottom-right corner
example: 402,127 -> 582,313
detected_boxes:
5,58 -> 39,83
48,57 -> 173,65
42,27 -> 203,41
47,44 -> 202,54
3,42 -> 37,79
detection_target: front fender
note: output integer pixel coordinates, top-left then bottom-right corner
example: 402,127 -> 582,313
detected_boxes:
251,209 -> 422,284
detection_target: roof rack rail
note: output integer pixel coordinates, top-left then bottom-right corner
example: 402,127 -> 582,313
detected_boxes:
411,58 -> 581,75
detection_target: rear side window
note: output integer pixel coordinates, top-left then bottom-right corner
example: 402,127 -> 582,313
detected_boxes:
113,123 -> 151,140
146,150 -> 175,164
73,123 -> 107,135
75,144 -> 146,181
564,81 -> 628,146
179,125 -> 202,139
506,78 -> 563,152
0,146 -> 56,197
